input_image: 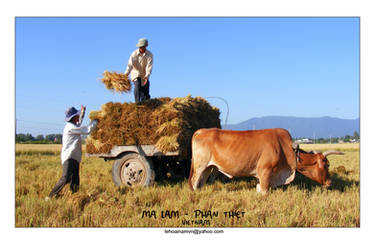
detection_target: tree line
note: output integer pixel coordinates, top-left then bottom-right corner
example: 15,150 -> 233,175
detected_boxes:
294,131 -> 360,144
15,131 -> 359,144
15,133 -> 62,144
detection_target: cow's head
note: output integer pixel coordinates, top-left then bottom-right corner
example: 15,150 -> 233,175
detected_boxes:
297,150 -> 344,188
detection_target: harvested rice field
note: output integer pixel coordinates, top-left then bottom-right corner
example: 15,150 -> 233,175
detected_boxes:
15,143 -> 359,227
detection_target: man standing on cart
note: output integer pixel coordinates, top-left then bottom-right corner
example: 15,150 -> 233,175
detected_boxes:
124,38 -> 154,103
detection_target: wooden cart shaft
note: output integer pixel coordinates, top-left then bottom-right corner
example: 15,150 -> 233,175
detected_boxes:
86,144 -> 179,158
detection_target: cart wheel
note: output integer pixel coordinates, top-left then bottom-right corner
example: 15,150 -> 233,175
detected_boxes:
112,153 -> 155,187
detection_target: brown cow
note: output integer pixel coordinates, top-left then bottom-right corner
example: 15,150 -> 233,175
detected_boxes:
188,128 -> 343,194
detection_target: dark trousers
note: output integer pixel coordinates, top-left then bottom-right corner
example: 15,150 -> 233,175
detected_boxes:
49,159 -> 80,197
134,77 -> 150,103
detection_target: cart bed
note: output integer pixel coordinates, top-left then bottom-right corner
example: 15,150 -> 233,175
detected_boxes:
86,144 -> 179,158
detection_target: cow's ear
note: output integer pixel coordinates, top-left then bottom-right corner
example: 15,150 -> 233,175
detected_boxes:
317,160 -> 324,169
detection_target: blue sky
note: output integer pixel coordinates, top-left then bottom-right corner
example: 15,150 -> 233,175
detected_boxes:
15,17 -> 359,136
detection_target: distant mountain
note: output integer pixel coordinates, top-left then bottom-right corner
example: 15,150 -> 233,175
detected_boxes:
224,116 -> 360,138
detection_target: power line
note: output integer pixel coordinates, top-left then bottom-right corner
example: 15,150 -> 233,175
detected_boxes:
16,93 -> 108,109
17,93 -> 71,105
15,119 -> 63,135
206,96 -> 229,128
16,126 -> 62,132
16,119 -> 65,127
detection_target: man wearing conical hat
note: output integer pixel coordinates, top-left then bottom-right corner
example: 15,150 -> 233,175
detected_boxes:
124,38 -> 154,103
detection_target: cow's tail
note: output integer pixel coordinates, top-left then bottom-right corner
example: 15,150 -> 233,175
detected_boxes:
188,158 -> 194,190
188,129 -> 202,191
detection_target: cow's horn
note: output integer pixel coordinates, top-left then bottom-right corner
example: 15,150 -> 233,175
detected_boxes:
312,150 -> 322,154
323,150 -> 345,157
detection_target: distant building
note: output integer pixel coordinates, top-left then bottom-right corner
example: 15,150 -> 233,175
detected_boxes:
295,138 -> 313,144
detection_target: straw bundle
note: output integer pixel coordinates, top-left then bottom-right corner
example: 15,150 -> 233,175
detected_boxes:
86,95 -> 221,158
100,71 -> 131,93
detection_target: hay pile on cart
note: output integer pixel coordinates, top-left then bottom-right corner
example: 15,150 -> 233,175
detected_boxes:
86,95 -> 221,158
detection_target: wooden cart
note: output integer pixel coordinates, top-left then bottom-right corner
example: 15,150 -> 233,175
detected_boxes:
86,145 -> 187,187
